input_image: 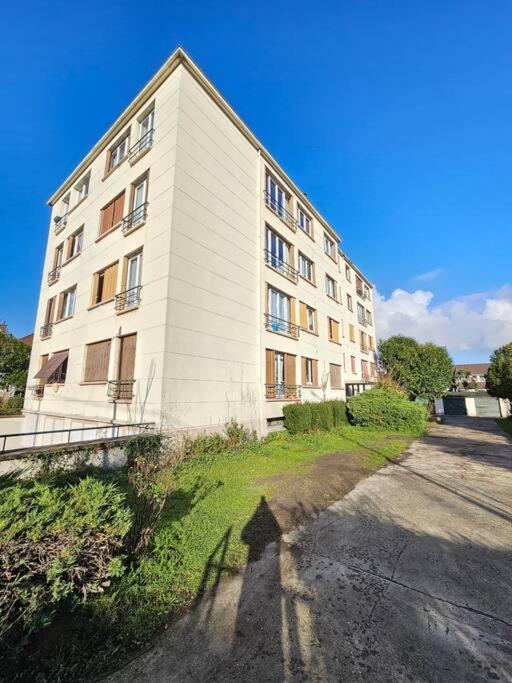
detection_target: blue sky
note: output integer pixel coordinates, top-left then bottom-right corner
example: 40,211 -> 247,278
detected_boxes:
2,1 -> 511,362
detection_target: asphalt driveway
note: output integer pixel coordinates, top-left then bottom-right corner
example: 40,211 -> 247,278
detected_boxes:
110,417 -> 512,682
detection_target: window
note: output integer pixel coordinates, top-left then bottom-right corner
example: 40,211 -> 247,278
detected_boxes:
265,173 -> 292,225
99,192 -> 125,237
84,339 -> 111,383
330,363 -> 342,389
46,351 -> 68,384
302,357 -> 318,386
61,195 -> 70,216
325,274 -> 337,300
139,109 -> 154,141
44,297 -> 55,325
361,360 -> 369,379
360,330 -> 368,350
347,293 -> 353,311
366,309 -> 372,325
357,303 -> 365,324
368,335 -> 375,351
74,174 -> 89,204
266,286 -> 297,336
92,262 -> 118,306
57,286 -> 76,320
266,227 -> 292,273
324,233 -> 335,259
351,356 -> 357,374
126,174 -> 149,230
67,227 -> 84,260
328,317 -> 340,343
298,252 -> 314,283
120,251 -> 142,309
356,276 -> 364,296
265,349 -> 297,399
299,302 -> 317,333
364,285 -> 371,301
54,243 -> 64,269
297,206 -> 312,236
108,133 -> 129,172
349,324 -> 355,342
345,265 -> 351,282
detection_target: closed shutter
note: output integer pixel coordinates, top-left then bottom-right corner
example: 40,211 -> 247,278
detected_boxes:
100,201 -> 115,235
312,360 -> 318,386
333,320 -> 339,342
299,302 -> 307,329
290,297 -> 296,328
113,192 -> 125,225
285,353 -> 296,385
118,334 -> 137,381
349,324 -> 355,342
330,363 -> 341,389
103,262 -> 118,301
84,340 -> 111,382
265,349 -> 275,385
301,357 -> 307,384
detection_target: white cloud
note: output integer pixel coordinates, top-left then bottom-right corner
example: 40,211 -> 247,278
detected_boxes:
413,268 -> 443,283
374,285 -> 512,359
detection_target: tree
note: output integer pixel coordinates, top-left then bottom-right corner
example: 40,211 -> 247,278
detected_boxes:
451,368 -> 470,392
378,335 -> 452,403
0,333 -> 31,394
486,343 -> 512,400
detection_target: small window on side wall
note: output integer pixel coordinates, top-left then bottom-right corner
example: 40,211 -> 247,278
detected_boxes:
58,286 -> 76,320
74,173 -> 90,205
67,227 -> 84,260
107,132 -> 130,173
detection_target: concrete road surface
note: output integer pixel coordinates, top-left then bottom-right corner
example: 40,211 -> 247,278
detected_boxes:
110,417 -> 512,682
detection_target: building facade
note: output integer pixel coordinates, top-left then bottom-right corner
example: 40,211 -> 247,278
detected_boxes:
23,48 -> 377,437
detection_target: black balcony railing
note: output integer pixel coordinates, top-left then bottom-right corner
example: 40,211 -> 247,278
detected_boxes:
264,249 -> 298,282
107,380 -> 135,402
40,323 -> 53,339
265,383 -> 301,400
48,266 -> 61,286
54,215 -> 67,234
122,203 -> 148,235
30,385 -> 44,399
264,190 -> 296,229
264,313 -> 300,338
115,286 -> 142,312
128,129 -> 154,164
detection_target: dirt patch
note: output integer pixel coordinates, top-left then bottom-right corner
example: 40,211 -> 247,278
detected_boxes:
259,451 -> 375,533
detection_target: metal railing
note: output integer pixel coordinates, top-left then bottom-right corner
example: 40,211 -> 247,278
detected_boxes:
264,249 -> 298,282
122,202 -> 148,235
54,215 -> 68,234
0,421 -> 154,455
356,287 -> 370,301
128,129 -> 154,164
48,266 -> 61,286
265,383 -> 301,400
264,313 -> 300,338
30,385 -> 44,399
115,286 -> 142,312
40,322 -> 53,339
357,314 -> 367,327
264,190 -> 296,229
366,316 -> 373,326
107,380 -> 135,401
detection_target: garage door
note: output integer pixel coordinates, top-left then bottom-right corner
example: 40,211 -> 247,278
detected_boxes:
443,397 -> 467,416
474,396 -> 501,418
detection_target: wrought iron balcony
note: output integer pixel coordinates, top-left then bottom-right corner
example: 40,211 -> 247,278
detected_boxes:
264,249 -> 298,282
265,383 -> 301,400
357,314 -> 367,327
30,385 -> 44,399
107,380 -> 135,402
115,286 -> 142,312
356,287 -> 370,301
40,323 -> 53,339
264,313 -> 300,338
264,190 -> 296,229
48,266 -> 61,286
54,215 -> 67,234
128,129 -> 154,164
122,203 -> 148,235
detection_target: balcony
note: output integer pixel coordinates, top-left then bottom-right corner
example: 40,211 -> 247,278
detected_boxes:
264,313 -> 300,338
122,203 -> 148,236
54,215 -> 68,234
264,249 -> 298,283
128,129 -> 154,165
356,287 -> 370,301
264,190 -> 296,230
30,385 -> 44,399
47,266 -> 61,286
40,323 -> 53,340
357,314 -> 367,327
360,344 -> 370,354
107,380 -> 135,402
265,383 -> 301,400
115,286 -> 142,312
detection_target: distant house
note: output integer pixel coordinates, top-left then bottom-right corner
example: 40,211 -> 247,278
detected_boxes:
0,322 -> 33,347
453,363 -> 490,391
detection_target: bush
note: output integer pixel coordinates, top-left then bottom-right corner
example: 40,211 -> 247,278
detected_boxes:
0,477 -> 131,644
311,402 -> 334,431
330,400 -> 349,426
181,420 -> 257,460
347,388 -> 427,432
282,403 -> 312,434
0,395 -> 24,415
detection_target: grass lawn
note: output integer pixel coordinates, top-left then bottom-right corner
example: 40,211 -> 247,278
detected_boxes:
13,425 -> 419,679
496,418 -> 512,438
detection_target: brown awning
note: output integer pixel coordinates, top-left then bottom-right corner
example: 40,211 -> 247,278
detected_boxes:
34,351 -> 69,381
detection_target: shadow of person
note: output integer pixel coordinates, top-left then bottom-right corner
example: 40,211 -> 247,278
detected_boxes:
241,494 -> 282,562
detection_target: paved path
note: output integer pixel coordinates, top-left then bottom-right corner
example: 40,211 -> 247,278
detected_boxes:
110,418 -> 512,682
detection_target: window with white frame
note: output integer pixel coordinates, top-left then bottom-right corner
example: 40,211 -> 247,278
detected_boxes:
298,252 -> 314,282
59,286 -> 76,319
297,206 -> 312,236
324,233 -> 335,259
266,227 -> 291,271
108,134 -> 129,171
268,287 -> 290,323
347,293 -> 353,311
139,109 -> 154,141
130,175 -> 148,226
326,274 -> 336,299
305,358 -> 314,385
74,174 -> 89,204
266,174 -> 288,219
306,305 -> 316,332
366,309 -> 372,325
68,227 -> 84,259
345,264 -> 351,281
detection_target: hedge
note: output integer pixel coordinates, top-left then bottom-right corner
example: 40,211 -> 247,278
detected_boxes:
282,400 -> 348,434
346,388 -> 427,432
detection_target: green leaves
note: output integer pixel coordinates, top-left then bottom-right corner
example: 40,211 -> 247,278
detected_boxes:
487,343 -> 512,400
0,333 -> 31,393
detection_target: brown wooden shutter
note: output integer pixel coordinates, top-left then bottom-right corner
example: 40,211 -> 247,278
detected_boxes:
312,360 -> 318,386
330,363 -> 341,389
265,349 -> 275,384
285,353 -> 296,385
100,201 -> 115,235
290,297 -> 296,326
103,262 -> 118,300
301,357 -> 307,384
299,302 -> 307,329
118,334 -> 137,381
333,320 -> 339,343
313,309 -> 318,333
113,191 -> 125,225
84,340 -> 111,382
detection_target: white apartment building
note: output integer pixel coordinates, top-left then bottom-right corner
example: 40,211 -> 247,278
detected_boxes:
23,47 -> 377,437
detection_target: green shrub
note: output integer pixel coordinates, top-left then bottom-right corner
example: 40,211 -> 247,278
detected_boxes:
0,395 -> 24,415
181,420 -> 257,459
310,401 -> 334,431
0,477 -> 131,644
330,399 -> 349,426
282,403 -> 312,434
347,388 -> 427,432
